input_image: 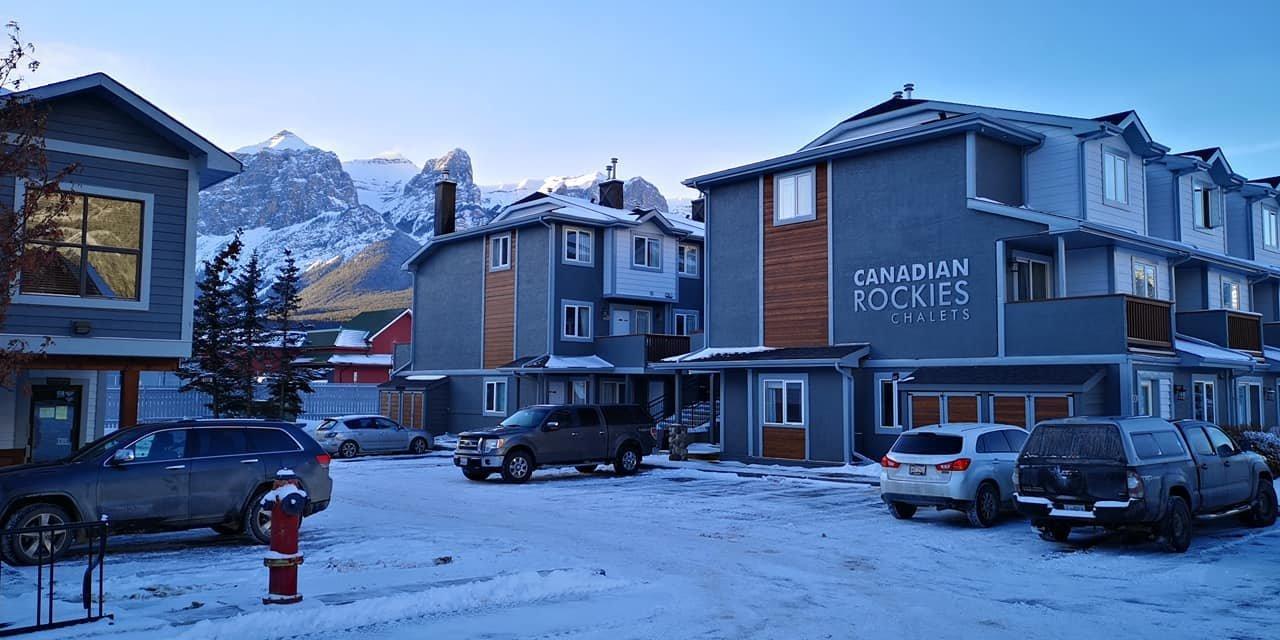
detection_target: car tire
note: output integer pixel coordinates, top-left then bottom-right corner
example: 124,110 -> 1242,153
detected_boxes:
575,465 -> 598,474
244,488 -> 275,545
409,438 -> 430,455
501,450 -> 534,484
888,502 -> 917,519
1160,495 -> 1192,553
1246,479 -> 1277,528
338,440 -> 360,459
613,445 -> 641,476
2,503 -> 74,566
1038,523 -> 1071,543
462,469 -> 492,481
211,523 -> 244,536
966,482 -> 1001,528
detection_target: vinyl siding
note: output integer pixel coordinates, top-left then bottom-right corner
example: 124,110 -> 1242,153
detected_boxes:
1206,267 -> 1251,311
1083,137 -> 1146,233
1145,164 -> 1177,240
605,221 -> 678,301
1252,197 -> 1280,267
1225,193 -> 1252,259
1023,123 -> 1081,217
42,91 -> 187,158
1115,248 -> 1171,300
1064,247 -> 1110,297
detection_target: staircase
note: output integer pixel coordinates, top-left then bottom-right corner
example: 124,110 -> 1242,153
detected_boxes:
659,400 -> 720,433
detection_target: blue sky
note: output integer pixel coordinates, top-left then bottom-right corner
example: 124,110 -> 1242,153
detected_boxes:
10,1 -> 1280,198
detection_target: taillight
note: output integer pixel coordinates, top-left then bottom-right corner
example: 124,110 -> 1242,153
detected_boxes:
1126,469 -> 1144,499
881,455 -> 901,469
936,458 -> 971,472
316,454 -> 331,467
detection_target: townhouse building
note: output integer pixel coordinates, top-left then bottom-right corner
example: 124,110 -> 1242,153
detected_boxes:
661,89 -> 1280,463
398,171 -> 705,434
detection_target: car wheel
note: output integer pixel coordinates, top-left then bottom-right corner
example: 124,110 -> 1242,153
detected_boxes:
409,438 -> 429,455
1246,479 -> 1277,528
338,440 -> 360,459
1038,523 -> 1072,542
244,488 -> 274,545
501,450 -> 534,484
613,445 -> 641,475
966,482 -> 1001,528
2,503 -> 73,566
211,523 -> 244,536
575,465 -> 598,474
888,502 -> 917,519
1160,495 -> 1192,553
462,469 -> 492,481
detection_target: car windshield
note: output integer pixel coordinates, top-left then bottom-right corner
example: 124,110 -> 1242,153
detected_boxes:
1021,424 -> 1126,463
500,408 -> 552,428
69,428 -> 139,462
891,433 -> 963,455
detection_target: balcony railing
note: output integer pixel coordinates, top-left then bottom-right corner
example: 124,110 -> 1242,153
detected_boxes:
644,334 -> 692,362
595,333 -> 692,368
1227,311 -> 1263,353
1176,308 -> 1264,356
1125,296 -> 1174,349
1005,294 -> 1172,356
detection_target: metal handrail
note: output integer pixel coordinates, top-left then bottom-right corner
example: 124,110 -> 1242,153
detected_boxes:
0,520 -> 111,636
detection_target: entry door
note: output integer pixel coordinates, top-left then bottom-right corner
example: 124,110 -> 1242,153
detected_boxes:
1236,383 -> 1263,427
29,386 -> 82,463
611,309 -> 632,336
547,381 -> 567,404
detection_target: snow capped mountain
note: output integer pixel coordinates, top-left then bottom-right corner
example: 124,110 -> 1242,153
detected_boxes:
479,172 -> 670,212
234,130 -> 317,154
382,148 -> 490,239
343,153 -> 420,214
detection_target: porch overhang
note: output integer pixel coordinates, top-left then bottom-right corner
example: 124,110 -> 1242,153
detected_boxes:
652,344 -> 870,371
1175,335 -> 1264,370
497,354 -> 617,374
897,364 -> 1106,394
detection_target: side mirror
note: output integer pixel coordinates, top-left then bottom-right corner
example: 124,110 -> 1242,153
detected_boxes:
543,421 -> 561,432
1217,444 -> 1236,457
111,449 -> 135,465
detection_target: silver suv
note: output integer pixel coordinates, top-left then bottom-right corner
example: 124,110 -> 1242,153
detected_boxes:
880,423 -> 1028,527
313,415 -> 434,459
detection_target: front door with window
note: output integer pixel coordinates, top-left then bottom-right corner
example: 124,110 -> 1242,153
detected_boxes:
29,385 -> 82,463
547,380 -> 567,404
1236,382 -> 1263,428
611,309 -> 631,335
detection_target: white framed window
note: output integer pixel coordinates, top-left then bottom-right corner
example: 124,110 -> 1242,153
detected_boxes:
563,227 -> 593,265
562,301 -> 592,340
571,380 -> 588,405
633,308 -> 652,334
1132,259 -> 1158,298
489,234 -> 511,271
1137,379 -> 1154,416
673,311 -> 698,336
1193,182 -> 1217,229
1103,150 -> 1129,205
1221,277 -> 1241,310
762,379 -> 805,426
878,377 -> 901,430
677,243 -> 699,277
774,169 -> 815,224
632,234 -> 661,270
483,379 -> 507,416
600,379 -> 626,404
1193,378 -> 1216,423
1235,380 -> 1263,428
1009,254 -> 1052,302
1264,206 -> 1279,250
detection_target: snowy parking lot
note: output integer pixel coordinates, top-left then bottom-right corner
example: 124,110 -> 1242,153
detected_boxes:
5,452 -> 1279,639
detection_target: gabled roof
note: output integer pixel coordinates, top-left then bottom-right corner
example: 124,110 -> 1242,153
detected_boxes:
1250,176 -> 1280,189
9,72 -> 242,188
1175,147 -> 1239,185
344,308 -> 409,337
1093,110 -> 1135,126
838,97 -> 928,124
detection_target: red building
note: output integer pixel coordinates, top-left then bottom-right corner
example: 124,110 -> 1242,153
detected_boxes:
298,309 -> 411,384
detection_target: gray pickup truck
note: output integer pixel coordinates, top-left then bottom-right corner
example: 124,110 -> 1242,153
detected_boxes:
453,404 -> 657,483
1014,416 -> 1276,552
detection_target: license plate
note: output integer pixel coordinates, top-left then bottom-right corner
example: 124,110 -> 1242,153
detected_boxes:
466,458 -> 480,468
908,464 -> 926,476
1061,503 -> 1088,512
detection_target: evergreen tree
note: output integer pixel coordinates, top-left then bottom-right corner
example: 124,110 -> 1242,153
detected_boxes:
230,250 -> 267,417
264,249 -> 314,418
178,232 -> 243,416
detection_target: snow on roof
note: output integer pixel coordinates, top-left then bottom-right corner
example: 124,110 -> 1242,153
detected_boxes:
500,192 -> 704,239
663,346 -> 774,363
328,354 -> 393,366
333,329 -> 370,349
406,374 -> 446,381
544,355 -> 614,370
1175,336 -> 1256,365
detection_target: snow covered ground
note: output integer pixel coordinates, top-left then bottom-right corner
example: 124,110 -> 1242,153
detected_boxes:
5,454 -> 1278,639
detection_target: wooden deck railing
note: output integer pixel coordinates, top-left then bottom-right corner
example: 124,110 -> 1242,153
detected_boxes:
644,334 -> 691,362
1227,311 -> 1263,353
1125,296 -> 1173,349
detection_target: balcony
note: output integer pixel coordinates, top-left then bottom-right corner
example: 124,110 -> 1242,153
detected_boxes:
1177,309 -> 1263,356
595,334 -> 692,369
1005,295 -> 1173,356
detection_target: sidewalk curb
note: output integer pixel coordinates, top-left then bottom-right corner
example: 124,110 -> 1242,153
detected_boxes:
643,459 -> 881,487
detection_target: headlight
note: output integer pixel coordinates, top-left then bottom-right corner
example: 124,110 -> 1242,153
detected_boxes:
481,438 -> 504,453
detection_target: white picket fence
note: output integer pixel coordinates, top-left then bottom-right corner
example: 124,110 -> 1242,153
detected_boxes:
105,384 -> 380,429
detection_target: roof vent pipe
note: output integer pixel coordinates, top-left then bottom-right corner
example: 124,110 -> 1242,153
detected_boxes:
903,83 -> 915,99
892,90 -> 903,99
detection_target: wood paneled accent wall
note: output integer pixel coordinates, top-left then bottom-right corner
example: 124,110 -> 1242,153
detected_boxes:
761,427 -> 806,460
763,164 -> 829,347
483,231 -> 516,369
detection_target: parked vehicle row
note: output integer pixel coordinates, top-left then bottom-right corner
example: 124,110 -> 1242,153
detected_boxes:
880,417 -> 1277,552
310,414 -> 434,459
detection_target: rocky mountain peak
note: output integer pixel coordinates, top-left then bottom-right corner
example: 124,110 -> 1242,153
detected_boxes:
235,130 -> 318,154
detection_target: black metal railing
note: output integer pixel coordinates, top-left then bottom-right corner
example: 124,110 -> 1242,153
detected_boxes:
0,520 -> 110,636
1125,296 -> 1173,349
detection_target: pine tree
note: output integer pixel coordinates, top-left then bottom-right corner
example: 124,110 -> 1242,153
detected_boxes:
178,232 -> 243,417
230,250 -> 267,417
264,249 -> 314,418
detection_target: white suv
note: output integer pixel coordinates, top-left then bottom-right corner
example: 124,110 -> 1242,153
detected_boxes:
880,423 -> 1028,527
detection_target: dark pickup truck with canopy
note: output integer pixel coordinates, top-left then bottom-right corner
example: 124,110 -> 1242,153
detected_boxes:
1014,417 -> 1276,552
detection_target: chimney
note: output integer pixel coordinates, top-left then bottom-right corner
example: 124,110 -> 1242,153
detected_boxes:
903,83 -> 915,99
599,157 -> 624,209
691,198 -> 705,223
433,169 -> 457,236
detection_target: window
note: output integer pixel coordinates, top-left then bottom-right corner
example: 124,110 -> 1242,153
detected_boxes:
1010,255 -> 1051,302
1137,379 -> 1154,416
673,311 -> 698,336
1205,426 -> 1239,457
571,380 -> 588,405
562,302 -> 592,340
1235,381 -> 1263,428
575,407 -> 600,427
633,309 -> 652,334
1132,260 -> 1157,299
677,243 -> 699,276
247,428 -> 301,453
1265,206 -> 1280,250
892,433 -> 963,455
483,379 -> 507,415
632,235 -> 661,269
1221,278 -> 1241,310
976,431 -> 1014,454
1004,429 -> 1028,451
1193,379 -> 1216,423
600,380 -> 626,404
1103,151 -> 1128,204
190,428 -> 249,458
563,227 -> 593,265
1184,427 -> 1215,457
774,169 -> 815,224
123,430 -> 188,462
1193,183 -> 1216,229
489,234 -> 511,270
763,379 -> 804,426
21,190 -> 144,301
878,378 -> 900,429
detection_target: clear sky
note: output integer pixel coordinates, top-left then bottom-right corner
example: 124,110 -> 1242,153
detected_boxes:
9,1 -> 1280,198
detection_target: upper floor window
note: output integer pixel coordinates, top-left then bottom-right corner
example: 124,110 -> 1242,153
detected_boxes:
563,227 -> 593,265
673,311 -> 698,336
1132,260 -> 1157,299
1221,278 -> 1241,310
1193,183 -> 1218,229
774,169 -> 815,224
21,191 -> 144,301
489,234 -> 511,271
632,234 -> 661,270
1103,150 -> 1128,205
1264,206 -> 1279,250
677,243 -> 699,277
1009,254 -> 1051,302
562,301 -> 592,340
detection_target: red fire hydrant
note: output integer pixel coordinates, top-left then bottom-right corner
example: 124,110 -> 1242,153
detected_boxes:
262,469 -> 308,605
